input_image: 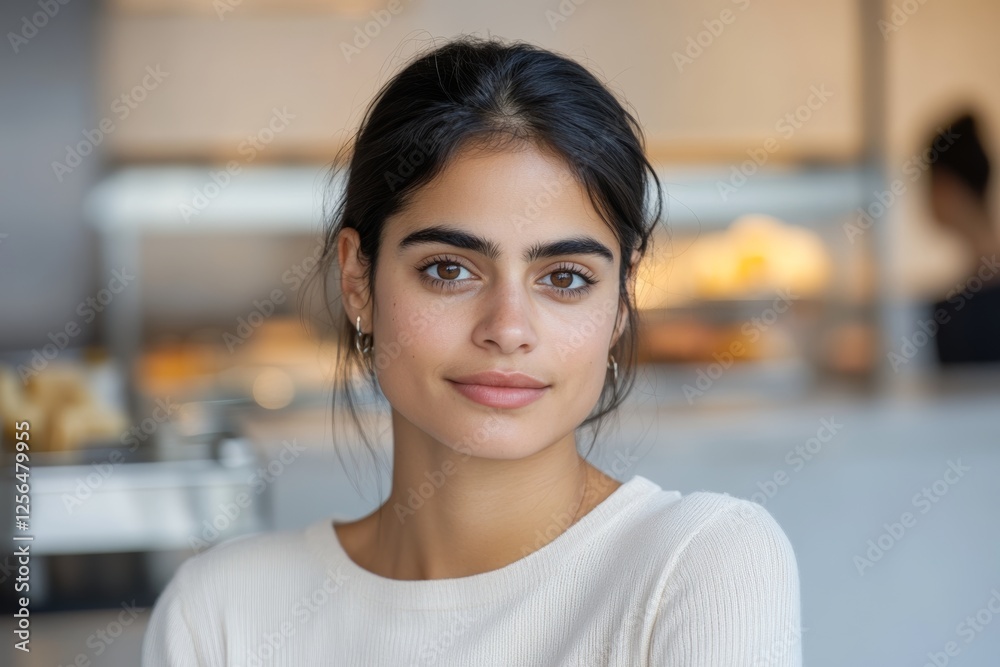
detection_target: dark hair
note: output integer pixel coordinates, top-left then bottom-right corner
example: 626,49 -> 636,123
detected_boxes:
306,35 -> 664,499
927,111 -> 992,201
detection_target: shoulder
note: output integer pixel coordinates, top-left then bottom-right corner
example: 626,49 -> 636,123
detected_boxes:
169,524 -> 317,598
635,490 -> 803,664
606,483 -> 800,599
143,523 -> 334,664
623,485 -> 794,553
636,489 -> 798,580
683,491 -> 796,570
616,485 -> 800,617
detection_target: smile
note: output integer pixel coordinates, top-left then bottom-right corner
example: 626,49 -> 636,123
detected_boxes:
447,381 -> 549,409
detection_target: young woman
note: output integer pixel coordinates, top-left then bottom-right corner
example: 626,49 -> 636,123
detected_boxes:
142,35 -> 802,666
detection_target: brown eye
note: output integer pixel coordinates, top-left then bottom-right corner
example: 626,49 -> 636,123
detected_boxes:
437,263 -> 461,280
418,259 -> 472,285
551,270 -> 574,289
540,267 -> 594,296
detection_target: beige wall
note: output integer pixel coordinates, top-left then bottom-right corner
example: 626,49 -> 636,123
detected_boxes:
96,0 -> 861,162
96,0 -> 1000,298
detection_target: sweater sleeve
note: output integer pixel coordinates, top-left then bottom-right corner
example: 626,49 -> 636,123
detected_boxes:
647,497 -> 803,666
141,559 -> 209,667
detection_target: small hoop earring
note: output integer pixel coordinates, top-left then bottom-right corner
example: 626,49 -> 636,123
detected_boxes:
607,353 -> 618,383
355,315 -> 372,356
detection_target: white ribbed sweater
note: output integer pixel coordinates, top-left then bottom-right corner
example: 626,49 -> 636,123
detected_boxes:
141,474 -> 802,666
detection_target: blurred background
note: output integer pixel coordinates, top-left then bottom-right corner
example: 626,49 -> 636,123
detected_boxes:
2,0 -> 1000,664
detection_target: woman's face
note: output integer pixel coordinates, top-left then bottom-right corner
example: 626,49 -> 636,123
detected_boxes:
357,141 -> 632,460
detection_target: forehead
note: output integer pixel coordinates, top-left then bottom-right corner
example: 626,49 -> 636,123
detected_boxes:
384,141 -> 618,258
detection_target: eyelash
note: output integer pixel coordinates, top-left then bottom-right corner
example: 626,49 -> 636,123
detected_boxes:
415,254 -> 598,299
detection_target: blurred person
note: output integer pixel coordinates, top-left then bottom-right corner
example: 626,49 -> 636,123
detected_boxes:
925,112 -> 1000,364
141,35 -> 801,666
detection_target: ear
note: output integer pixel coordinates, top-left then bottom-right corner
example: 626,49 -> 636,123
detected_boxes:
626,248 -> 641,276
611,248 -> 641,349
337,227 -> 373,329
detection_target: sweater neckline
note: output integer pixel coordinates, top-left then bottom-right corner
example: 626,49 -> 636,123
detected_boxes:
304,473 -> 661,610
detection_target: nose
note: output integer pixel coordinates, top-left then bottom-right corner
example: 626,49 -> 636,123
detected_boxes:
472,278 -> 539,354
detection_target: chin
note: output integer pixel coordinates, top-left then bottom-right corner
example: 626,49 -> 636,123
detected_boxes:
445,418 -> 542,458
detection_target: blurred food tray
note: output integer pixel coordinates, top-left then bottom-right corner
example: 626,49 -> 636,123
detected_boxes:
8,446 -> 264,556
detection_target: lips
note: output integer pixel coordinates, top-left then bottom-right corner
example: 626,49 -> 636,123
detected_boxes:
447,381 -> 548,409
447,370 -> 550,409
448,370 -> 548,389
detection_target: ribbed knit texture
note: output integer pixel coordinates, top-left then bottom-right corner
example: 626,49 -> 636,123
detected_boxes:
141,474 -> 802,666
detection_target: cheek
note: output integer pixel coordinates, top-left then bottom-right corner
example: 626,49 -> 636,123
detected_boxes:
370,275 -> 459,382
556,300 -> 620,392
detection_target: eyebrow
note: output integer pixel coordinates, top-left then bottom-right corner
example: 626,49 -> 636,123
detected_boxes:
396,224 -> 615,265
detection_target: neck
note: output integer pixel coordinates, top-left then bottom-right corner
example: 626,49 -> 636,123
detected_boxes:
364,409 -> 603,580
